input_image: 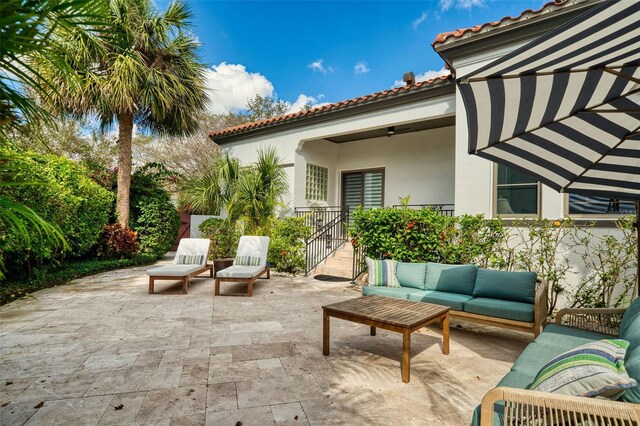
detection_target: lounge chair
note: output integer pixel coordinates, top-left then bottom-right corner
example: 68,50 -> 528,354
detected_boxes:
215,236 -> 270,297
147,238 -> 213,294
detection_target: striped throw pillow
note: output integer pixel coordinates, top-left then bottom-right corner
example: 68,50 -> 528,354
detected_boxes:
235,256 -> 261,266
176,254 -> 205,265
528,339 -> 637,398
365,257 -> 399,288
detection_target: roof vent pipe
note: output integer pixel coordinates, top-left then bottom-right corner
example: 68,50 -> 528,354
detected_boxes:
403,72 -> 415,85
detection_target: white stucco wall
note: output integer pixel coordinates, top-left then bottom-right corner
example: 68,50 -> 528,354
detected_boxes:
334,126 -> 455,207
219,92 -> 456,210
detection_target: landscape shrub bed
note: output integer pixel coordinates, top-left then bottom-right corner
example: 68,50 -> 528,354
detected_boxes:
266,216 -> 310,274
0,253 -> 156,305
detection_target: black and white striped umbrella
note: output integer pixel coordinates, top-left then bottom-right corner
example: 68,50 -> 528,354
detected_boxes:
458,0 -> 640,201
458,0 -> 640,294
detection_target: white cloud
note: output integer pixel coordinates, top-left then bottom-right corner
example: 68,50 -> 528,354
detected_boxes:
307,59 -> 334,74
439,0 -> 485,11
413,11 -> 428,29
287,94 -> 330,113
354,61 -> 370,74
392,67 -> 451,87
204,62 -> 274,114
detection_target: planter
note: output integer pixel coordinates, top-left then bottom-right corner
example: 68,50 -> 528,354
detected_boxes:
213,258 -> 234,277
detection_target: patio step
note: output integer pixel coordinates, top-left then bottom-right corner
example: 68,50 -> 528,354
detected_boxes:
313,242 -> 354,278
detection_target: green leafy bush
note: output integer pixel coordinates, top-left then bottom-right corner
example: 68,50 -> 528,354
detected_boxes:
349,207 -> 506,266
266,216 -> 310,274
198,218 -> 240,259
0,150 -> 113,276
0,253 -> 156,305
128,164 -> 180,258
132,195 -> 180,258
98,223 -> 139,258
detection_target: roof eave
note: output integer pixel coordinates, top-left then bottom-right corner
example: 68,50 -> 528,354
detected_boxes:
210,80 -> 455,144
433,0 -> 603,62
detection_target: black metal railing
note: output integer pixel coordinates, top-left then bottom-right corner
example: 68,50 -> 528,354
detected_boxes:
391,203 -> 455,216
297,206 -> 349,275
351,242 -> 365,282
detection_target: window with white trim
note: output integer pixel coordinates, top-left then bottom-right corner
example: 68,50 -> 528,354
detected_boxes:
495,164 -> 539,216
305,164 -> 328,201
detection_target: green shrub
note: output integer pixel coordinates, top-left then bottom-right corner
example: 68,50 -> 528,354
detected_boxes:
198,218 -> 240,259
349,206 -> 507,266
0,253 -> 156,305
266,216 -> 310,274
132,195 -> 179,258
0,150 -> 113,275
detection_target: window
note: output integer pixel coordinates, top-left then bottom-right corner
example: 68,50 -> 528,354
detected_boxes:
305,164 -> 328,201
495,164 -> 539,216
568,194 -> 636,216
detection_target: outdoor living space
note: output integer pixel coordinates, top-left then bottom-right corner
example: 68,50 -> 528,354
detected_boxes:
0,261 -> 531,425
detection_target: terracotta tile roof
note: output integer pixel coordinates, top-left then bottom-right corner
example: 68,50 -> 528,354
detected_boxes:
433,0 -> 570,47
209,75 -> 453,139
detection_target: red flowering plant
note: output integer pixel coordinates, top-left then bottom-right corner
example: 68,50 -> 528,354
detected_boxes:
98,223 -> 139,258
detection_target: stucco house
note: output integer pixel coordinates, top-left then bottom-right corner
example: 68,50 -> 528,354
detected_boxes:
209,0 -> 634,277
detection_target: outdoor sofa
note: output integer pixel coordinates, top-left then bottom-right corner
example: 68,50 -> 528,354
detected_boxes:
362,262 -> 547,336
475,297 -> 640,425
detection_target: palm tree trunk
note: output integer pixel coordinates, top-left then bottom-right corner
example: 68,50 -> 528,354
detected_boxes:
117,112 -> 134,227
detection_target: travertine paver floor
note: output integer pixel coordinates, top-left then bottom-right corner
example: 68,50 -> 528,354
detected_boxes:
0,256 -> 532,425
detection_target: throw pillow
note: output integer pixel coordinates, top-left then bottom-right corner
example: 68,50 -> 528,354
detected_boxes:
235,255 -> 261,266
176,254 -> 205,265
365,258 -> 399,287
528,339 -> 637,398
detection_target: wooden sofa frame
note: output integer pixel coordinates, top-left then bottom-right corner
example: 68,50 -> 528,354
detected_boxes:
361,276 -> 548,336
148,263 -> 213,295
214,266 -> 270,297
480,307 -> 640,425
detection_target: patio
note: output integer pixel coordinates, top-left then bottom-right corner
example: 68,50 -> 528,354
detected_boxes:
0,257 -> 531,426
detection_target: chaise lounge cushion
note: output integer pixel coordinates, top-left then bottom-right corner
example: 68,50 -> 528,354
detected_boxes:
407,290 -> 473,311
362,286 -> 419,299
216,265 -> 265,279
147,264 -> 205,277
473,268 -> 537,304
464,297 -> 535,323
425,263 -> 477,295
395,262 -> 427,289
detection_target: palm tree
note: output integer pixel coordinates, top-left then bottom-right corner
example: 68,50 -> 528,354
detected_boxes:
179,153 -> 240,215
228,147 -> 288,233
34,0 -> 208,227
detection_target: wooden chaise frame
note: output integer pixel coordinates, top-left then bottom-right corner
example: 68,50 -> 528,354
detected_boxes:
214,266 -> 270,297
480,307 -> 640,425
148,263 -> 213,295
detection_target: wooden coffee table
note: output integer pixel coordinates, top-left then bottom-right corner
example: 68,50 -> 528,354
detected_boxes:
322,295 -> 450,383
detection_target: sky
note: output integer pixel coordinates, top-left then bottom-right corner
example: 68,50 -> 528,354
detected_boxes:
155,0 -> 547,115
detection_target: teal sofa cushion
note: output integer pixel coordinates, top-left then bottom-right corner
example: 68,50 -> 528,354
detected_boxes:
620,297 -> 640,339
407,291 -> 472,311
473,268 -> 537,304
511,342 -> 569,376
362,286 -> 418,299
425,262 -> 477,295
620,299 -> 640,403
464,298 -> 534,323
534,324 -> 610,351
395,262 -> 427,289
497,370 -> 536,389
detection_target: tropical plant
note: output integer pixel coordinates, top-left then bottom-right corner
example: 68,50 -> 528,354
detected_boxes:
266,216 -> 310,274
179,153 -> 240,215
228,147 -> 288,233
198,218 -> 240,259
34,0 -> 208,227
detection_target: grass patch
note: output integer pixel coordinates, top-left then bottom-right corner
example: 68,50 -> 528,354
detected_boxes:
1,254 -> 158,305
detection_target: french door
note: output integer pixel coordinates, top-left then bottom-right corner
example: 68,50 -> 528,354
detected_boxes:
341,168 -> 384,215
